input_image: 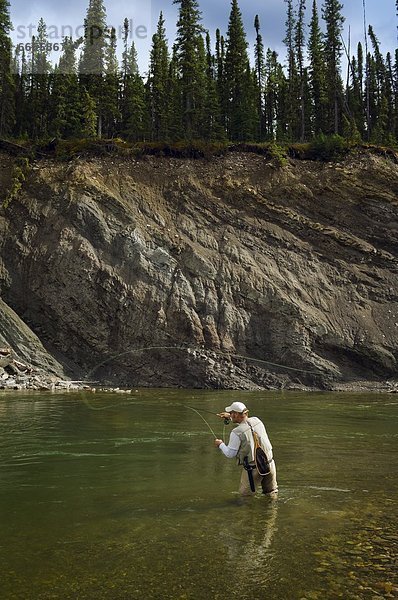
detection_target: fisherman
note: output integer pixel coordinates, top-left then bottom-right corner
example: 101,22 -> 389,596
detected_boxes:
214,401 -> 278,498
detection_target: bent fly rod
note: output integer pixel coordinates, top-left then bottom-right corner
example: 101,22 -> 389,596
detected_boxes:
181,404 -> 230,439
184,405 -> 231,424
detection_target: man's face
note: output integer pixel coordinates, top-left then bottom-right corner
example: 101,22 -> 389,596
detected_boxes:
229,411 -> 240,423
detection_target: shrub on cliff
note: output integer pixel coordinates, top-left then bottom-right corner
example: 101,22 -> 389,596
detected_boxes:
308,134 -> 350,161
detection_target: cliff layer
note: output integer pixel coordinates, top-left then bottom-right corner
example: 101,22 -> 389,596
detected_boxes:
1,150 -> 397,389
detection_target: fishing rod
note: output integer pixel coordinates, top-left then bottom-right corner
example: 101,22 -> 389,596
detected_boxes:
185,405 -> 231,425
183,406 -> 229,440
78,394 -> 229,437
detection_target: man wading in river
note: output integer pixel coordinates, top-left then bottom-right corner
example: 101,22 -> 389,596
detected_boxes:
214,402 -> 278,498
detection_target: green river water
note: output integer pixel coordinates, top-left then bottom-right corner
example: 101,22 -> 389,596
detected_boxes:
0,390 -> 397,600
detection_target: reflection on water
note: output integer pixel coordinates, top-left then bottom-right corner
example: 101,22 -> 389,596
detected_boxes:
0,389 -> 397,599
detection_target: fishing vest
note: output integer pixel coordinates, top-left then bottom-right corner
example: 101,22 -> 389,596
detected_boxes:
234,417 -> 273,466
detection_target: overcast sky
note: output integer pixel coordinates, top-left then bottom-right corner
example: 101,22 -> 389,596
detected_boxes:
10,0 -> 398,74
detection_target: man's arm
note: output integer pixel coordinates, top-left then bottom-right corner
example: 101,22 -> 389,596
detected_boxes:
214,430 -> 240,458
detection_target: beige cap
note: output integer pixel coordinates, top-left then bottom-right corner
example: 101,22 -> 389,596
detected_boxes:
225,402 -> 247,413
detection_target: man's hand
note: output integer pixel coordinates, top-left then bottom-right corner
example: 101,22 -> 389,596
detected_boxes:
214,439 -> 223,447
217,412 -> 230,420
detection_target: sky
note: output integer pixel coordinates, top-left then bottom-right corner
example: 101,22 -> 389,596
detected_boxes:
9,0 -> 398,75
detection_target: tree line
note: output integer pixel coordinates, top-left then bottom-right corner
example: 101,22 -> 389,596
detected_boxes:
0,0 -> 397,145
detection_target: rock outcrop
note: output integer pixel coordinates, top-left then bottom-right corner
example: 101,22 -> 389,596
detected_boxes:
1,150 -> 397,389
0,297 -> 66,389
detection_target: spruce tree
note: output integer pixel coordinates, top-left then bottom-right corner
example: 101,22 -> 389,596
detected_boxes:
254,15 -> 265,140
121,41 -> 147,141
29,18 -> 51,139
368,25 -> 386,100
385,52 -> 395,142
283,0 -> 299,140
173,0 -> 206,138
102,27 -> 120,137
322,0 -> 345,134
147,12 -> 170,141
371,95 -> 389,144
81,88 -> 98,137
308,0 -> 326,137
0,0 -> 15,136
295,0 -> 307,140
202,31 -> 223,140
366,53 -> 378,135
79,0 -> 107,136
215,28 -> 226,130
264,48 -> 276,139
346,52 -> 365,138
353,42 -> 366,137
166,44 -> 182,140
394,50 -> 398,141
50,38 -> 81,138
13,45 -> 28,137
367,25 -> 392,142
224,0 -> 252,140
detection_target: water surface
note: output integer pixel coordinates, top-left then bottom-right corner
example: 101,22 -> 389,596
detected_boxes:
1,390 -> 397,599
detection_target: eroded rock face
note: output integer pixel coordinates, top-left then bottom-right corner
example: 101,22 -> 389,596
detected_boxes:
0,298 -> 65,389
0,152 -> 398,389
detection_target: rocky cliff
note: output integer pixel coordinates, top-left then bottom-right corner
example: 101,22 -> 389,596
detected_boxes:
1,149 -> 397,390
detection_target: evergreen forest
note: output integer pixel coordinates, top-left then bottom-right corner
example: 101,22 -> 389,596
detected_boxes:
0,0 -> 398,147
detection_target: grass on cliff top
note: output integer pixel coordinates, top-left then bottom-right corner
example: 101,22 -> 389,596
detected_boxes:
2,135 -> 398,164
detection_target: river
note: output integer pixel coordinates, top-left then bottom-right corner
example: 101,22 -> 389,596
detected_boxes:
0,390 -> 397,599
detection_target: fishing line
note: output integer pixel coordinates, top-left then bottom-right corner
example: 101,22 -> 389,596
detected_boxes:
79,393 -> 223,438
80,341 -> 317,421
184,406 -> 218,437
83,344 -> 324,381
80,398 -> 146,411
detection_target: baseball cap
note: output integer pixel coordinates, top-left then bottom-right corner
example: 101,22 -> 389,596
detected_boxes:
225,401 -> 247,413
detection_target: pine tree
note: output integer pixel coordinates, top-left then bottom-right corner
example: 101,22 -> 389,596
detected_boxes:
173,0 -> 206,138
308,0 -> 326,137
322,0 -> 345,134
0,0 -> 15,136
79,0 -> 107,136
224,0 -> 252,140
254,15 -> 265,140
147,12 -> 170,141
